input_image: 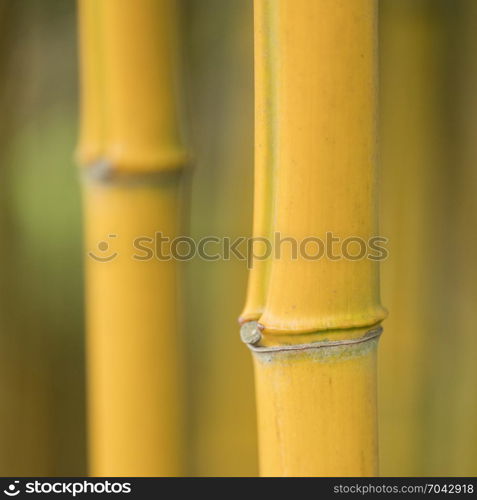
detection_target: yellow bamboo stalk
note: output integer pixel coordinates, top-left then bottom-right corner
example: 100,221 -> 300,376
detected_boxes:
239,0 -> 275,323
77,0 -> 103,166
242,0 -> 385,477
77,0 -> 186,476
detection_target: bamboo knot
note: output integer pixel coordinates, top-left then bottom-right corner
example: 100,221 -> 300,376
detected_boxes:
240,322 -> 382,355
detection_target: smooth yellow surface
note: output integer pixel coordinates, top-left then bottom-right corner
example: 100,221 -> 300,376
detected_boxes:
84,179 -> 185,476
77,0 -> 104,165
243,0 -> 384,477
240,0 -> 275,323
101,0 -> 185,171
77,0 -> 187,476
254,340 -> 379,477
253,0 -> 385,335
78,0 -> 186,172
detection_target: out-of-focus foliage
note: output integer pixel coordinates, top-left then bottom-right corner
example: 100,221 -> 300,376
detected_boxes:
380,0 -> 477,476
0,0 -> 85,476
183,0 -> 257,477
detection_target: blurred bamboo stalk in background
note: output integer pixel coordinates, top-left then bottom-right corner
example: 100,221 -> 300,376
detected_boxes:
77,0 -> 186,476
379,0 -> 455,476
184,0 -> 257,476
242,0 -> 385,476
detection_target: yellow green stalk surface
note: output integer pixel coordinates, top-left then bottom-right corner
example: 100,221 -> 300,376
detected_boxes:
243,0 -> 385,477
77,0 -> 186,476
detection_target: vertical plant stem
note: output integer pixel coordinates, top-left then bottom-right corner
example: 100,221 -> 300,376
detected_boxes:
243,0 -> 384,477
77,0 -> 186,476
239,0 -> 275,323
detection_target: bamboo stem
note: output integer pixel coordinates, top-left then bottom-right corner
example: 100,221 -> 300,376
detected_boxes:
77,0 -> 186,476
243,0 -> 383,477
240,0 -> 275,323
252,332 -> 380,476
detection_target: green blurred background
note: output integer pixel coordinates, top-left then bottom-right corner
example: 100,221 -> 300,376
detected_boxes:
0,0 -> 475,477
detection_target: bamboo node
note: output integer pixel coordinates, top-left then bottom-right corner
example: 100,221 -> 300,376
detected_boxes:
246,326 -> 382,354
240,321 -> 262,346
82,160 -> 183,186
